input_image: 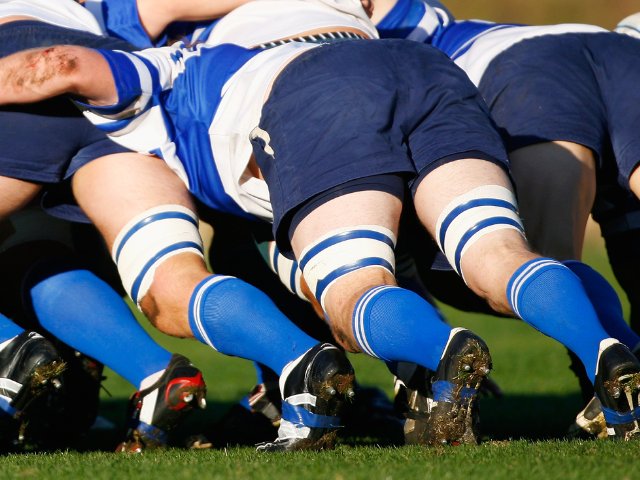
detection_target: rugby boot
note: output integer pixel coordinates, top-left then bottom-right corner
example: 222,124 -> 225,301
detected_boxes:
245,381 -> 283,427
256,343 -> 355,452
116,354 -> 207,453
566,396 -> 607,439
0,331 -> 64,419
416,328 -> 491,446
16,349 -> 106,449
393,364 -> 435,445
593,339 -> 640,440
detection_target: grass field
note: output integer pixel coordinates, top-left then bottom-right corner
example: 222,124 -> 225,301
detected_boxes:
1,223 -> 638,479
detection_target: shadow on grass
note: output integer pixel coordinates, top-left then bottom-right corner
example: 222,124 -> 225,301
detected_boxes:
340,391 -> 586,447
480,392 -> 585,441
5,391 -> 586,454
65,397 -> 238,453
91,391 -> 586,449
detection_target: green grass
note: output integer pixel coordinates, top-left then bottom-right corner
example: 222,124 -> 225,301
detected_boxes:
2,441 -> 640,480
1,223 -> 638,479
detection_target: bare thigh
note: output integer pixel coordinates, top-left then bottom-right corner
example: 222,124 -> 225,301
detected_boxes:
72,152 -> 210,337
290,190 -> 402,351
510,141 -> 596,260
414,158 -> 537,315
0,175 -> 42,221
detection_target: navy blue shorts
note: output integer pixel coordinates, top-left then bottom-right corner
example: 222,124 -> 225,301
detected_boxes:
0,21 -> 137,221
252,39 -> 509,251
479,32 -> 640,191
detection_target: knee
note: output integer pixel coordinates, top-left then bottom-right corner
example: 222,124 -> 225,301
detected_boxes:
431,184 -> 540,312
141,252 -> 210,337
112,205 -> 210,336
296,225 -> 398,318
462,238 -> 538,316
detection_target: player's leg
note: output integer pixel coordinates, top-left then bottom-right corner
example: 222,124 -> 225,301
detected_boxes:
509,141 -> 596,260
73,153 -> 355,451
73,154 -> 319,371
25,261 -> 181,386
252,40 -> 496,446
288,189 -> 492,446
290,190 -> 457,367
509,139 -> 640,411
0,207 -> 206,449
414,158 -> 640,440
0,176 -> 41,221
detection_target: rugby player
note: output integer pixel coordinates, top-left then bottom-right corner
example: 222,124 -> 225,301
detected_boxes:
0,205 -> 207,451
0,0 -> 250,451
369,0 -> 640,439
4,0 -> 640,447
0,0 -> 357,453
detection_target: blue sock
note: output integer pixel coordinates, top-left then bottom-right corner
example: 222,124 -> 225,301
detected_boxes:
351,285 -> 452,371
508,258 -> 612,383
0,314 -> 24,345
27,261 -> 173,388
563,260 -> 640,351
188,275 -> 319,375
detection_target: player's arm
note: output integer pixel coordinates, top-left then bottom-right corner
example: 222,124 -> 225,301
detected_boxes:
136,0 -> 256,41
0,46 -> 117,107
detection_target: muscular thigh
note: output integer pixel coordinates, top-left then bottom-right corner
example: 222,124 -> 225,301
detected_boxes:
72,153 -> 196,249
414,158 -> 534,307
510,141 -> 596,260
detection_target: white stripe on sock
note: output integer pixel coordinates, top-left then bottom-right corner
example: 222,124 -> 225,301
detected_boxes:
191,276 -> 232,350
510,259 -> 559,318
354,286 -> 395,358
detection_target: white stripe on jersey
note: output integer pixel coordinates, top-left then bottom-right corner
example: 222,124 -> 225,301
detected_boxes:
208,42 -> 317,221
405,5 -> 450,43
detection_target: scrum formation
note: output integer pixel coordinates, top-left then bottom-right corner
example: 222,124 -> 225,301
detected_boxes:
0,0 -> 640,452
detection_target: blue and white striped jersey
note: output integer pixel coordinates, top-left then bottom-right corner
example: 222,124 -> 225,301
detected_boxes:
82,0 -> 378,53
82,0 -> 154,47
376,0 -> 607,85
82,41 -> 318,221
77,0 -> 377,222
375,0 -> 453,43
0,0 -> 103,34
